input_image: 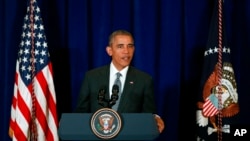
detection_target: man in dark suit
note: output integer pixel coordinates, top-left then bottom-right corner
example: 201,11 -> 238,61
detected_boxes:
75,29 -> 164,133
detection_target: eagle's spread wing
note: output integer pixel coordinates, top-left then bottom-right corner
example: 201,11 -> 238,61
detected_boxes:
108,117 -> 114,128
221,103 -> 239,117
203,63 -> 219,100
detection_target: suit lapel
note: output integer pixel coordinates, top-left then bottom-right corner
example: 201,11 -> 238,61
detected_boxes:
98,65 -> 110,92
118,67 -> 136,111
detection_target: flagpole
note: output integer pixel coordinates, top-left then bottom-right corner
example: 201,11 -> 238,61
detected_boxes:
217,0 -> 223,140
29,0 -> 38,140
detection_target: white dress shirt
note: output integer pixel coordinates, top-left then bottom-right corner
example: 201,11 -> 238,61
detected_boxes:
109,62 -> 128,98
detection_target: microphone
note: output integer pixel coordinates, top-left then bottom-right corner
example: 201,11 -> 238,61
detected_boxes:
97,86 -> 106,107
109,84 -> 119,108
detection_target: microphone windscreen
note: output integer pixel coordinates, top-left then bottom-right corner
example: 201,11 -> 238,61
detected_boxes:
112,84 -> 119,93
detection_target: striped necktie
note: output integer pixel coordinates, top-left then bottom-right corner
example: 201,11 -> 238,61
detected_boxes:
112,72 -> 122,111
115,72 -> 122,93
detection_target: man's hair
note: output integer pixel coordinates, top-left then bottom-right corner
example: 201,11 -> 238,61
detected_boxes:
108,30 -> 134,45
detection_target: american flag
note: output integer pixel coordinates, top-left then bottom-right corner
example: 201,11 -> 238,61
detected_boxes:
9,0 -> 59,140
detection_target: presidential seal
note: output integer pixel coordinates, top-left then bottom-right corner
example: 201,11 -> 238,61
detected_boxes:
90,108 -> 122,140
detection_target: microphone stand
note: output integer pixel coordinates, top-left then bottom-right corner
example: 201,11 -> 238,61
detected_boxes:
109,84 -> 119,108
98,87 -> 107,107
97,85 -> 119,109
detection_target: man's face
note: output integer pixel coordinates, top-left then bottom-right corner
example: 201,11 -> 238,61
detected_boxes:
106,35 -> 135,71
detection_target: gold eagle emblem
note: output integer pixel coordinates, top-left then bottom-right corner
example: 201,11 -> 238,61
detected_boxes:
98,114 -> 115,133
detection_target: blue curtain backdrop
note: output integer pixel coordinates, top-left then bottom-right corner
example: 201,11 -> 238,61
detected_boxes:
1,0 -> 250,141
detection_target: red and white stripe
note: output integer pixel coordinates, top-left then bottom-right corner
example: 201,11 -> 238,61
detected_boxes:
10,61 -> 58,141
202,97 -> 219,117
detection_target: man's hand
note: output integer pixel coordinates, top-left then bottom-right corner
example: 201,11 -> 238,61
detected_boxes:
154,115 -> 165,133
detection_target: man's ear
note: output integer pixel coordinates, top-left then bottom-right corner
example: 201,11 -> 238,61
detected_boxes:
106,46 -> 112,56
